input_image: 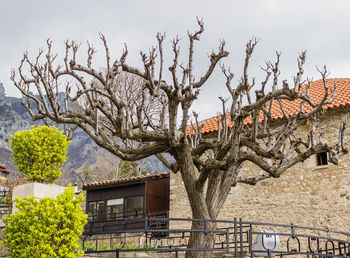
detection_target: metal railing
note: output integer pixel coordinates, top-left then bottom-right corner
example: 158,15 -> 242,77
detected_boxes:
81,217 -> 350,257
0,189 -> 12,214
87,209 -> 146,222
84,210 -> 169,235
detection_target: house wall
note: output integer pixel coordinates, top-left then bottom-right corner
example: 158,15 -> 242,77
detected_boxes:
86,182 -> 145,203
84,183 -> 146,234
145,177 -> 170,216
169,109 -> 350,232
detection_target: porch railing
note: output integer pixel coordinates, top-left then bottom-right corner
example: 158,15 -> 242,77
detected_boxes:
84,210 -> 169,235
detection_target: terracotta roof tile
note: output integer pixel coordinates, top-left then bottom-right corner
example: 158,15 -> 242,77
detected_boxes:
83,172 -> 170,190
0,164 -> 10,174
189,78 -> 350,135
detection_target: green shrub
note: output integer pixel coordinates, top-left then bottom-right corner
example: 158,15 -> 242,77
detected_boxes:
3,186 -> 87,257
10,125 -> 70,183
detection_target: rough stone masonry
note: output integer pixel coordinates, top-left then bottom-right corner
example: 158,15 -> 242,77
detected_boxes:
169,107 -> 350,232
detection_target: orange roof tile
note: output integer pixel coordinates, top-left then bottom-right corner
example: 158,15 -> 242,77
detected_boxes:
189,78 -> 350,135
0,164 -> 10,174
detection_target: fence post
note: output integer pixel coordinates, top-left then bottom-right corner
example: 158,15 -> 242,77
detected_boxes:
267,249 -> 272,258
249,224 -> 253,258
226,228 -> 230,253
82,236 -> 86,251
239,218 -> 244,257
204,219 -> 208,234
89,221 -> 93,235
234,218 -> 238,257
145,216 -> 148,231
115,249 -> 119,258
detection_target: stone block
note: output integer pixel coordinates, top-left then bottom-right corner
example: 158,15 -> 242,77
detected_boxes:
12,182 -> 66,213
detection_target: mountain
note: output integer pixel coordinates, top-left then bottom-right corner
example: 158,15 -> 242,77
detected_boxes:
0,83 -> 168,184
0,83 -> 31,144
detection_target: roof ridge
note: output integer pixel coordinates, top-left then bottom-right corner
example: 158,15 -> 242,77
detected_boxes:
83,172 -> 170,189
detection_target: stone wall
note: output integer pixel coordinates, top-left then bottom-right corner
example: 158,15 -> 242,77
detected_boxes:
12,182 -> 66,213
169,108 -> 350,232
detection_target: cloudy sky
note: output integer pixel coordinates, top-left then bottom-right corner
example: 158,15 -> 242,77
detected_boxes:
1,0 -> 350,120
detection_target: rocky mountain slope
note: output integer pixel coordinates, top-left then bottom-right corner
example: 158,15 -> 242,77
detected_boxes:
0,83 -> 168,184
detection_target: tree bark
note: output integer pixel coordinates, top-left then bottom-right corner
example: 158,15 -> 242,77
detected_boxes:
131,161 -> 141,177
175,145 -> 218,258
186,220 -> 217,258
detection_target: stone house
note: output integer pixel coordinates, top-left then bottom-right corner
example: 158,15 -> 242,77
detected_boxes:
170,78 -> 350,231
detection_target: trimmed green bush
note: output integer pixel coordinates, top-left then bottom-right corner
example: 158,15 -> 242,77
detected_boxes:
10,125 -> 70,183
3,186 -> 87,257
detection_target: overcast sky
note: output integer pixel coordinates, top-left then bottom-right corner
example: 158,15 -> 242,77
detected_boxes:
1,0 -> 350,120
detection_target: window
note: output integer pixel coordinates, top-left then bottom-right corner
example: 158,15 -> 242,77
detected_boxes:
87,201 -> 105,221
106,198 -> 123,220
125,196 -> 144,218
316,152 -> 328,166
87,196 -> 144,222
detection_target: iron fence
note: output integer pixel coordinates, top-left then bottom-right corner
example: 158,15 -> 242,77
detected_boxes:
82,217 -> 350,257
0,189 -> 11,214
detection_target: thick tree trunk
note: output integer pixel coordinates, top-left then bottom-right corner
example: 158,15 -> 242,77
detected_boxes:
186,214 -> 217,258
175,146 -> 240,258
174,145 -> 218,258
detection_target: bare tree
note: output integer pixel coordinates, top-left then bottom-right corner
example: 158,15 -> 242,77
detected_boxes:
11,19 -> 348,258
94,148 -> 149,180
83,71 -> 165,177
73,150 -> 148,188
73,164 -> 95,186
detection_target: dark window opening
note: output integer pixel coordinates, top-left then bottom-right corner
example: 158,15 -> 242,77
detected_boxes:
316,152 -> 328,166
125,196 -> 144,218
87,196 -> 144,222
88,200 -> 104,221
106,198 -> 123,220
